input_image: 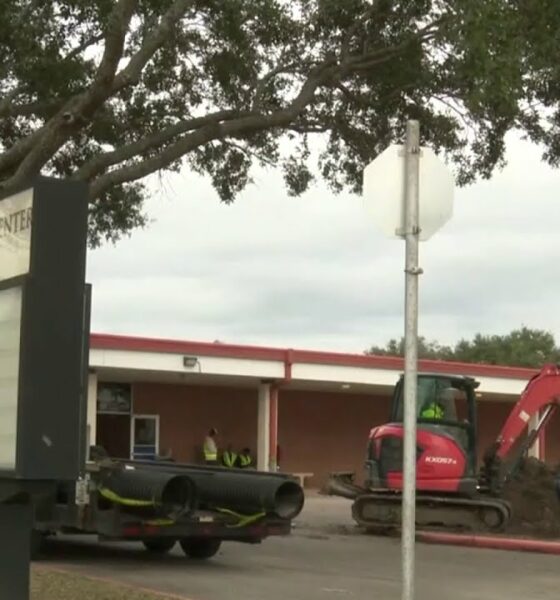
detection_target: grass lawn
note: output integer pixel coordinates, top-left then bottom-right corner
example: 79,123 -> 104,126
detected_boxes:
31,568 -> 183,600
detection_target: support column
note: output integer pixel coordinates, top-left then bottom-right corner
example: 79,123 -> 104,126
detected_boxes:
257,382 -> 271,471
87,371 -> 98,457
269,385 -> 279,472
528,412 -> 541,460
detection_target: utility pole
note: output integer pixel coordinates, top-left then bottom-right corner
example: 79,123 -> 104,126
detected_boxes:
363,117 -> 454,600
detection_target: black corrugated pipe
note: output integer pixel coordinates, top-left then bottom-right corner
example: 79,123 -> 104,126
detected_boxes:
99,467 -> 197,519
187,471 -> 304,519
123,458 -> 291,480
119,461 -> 304,519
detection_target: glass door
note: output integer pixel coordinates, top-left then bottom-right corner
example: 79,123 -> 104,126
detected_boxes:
131,415 -> 159,460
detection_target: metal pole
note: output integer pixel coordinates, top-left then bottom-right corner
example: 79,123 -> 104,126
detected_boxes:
401,120 -> 421,600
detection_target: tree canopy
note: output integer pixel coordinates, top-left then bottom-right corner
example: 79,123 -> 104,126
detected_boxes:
365,327 -> 560,368
2,1 -> 560,245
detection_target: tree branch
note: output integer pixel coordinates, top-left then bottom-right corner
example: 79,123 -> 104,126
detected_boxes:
89,62 -> 335,198
251,61 -> 298,111
340,1 -> 382,61
433,95 -> 474,129
289,121 -> 330,133
74,109 -> 249,181
112,0 -> 195,91
63,32 -> 105,64
0,87 -> 23,118
221,139 -> 276,167
339,18 -> 443,75
0,32 -> 105,120
1,0 -> 137,192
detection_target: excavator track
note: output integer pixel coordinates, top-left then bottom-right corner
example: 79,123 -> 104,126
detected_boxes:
352,492 -> 511,533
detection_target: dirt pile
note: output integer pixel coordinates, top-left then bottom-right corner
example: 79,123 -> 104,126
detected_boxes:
502,457 -> 560,538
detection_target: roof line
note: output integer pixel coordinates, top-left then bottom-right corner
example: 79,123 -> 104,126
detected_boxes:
89,333 -> 537,380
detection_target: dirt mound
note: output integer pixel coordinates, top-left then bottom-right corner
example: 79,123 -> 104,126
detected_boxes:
502,458 -> 560,538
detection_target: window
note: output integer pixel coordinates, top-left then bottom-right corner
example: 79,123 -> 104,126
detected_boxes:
417,377 -> 468,422
97,383 -> 132,415
394,376 -> 471,424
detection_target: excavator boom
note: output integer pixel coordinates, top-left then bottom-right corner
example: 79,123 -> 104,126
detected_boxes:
492,364 -> 560,461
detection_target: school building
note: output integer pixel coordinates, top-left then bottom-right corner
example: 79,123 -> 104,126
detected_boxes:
86,333 -> 558,488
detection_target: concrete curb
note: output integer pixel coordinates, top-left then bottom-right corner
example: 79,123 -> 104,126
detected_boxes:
417,531 -> 560,555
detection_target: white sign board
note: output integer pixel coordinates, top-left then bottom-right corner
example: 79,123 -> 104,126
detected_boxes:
363,144 -> 454,241
0,286 -> 23,470
0,188 -> 33,281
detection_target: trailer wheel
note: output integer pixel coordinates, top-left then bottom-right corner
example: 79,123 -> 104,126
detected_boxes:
179,538 -> 222,559
142,538 -> 176,554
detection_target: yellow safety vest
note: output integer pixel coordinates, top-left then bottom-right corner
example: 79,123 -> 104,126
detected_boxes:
239,455 -> 252,468
223,451 -> 237,468
203,438 -> 217,461
421,403 -> 444,419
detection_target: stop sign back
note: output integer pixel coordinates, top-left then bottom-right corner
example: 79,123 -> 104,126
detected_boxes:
363,144 -> 454,241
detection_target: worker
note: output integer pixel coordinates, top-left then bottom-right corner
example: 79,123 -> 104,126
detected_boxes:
236,447 -> 253,469
222,444 -> 238,468
203,428 -> 219,465
420,400 -> 445,419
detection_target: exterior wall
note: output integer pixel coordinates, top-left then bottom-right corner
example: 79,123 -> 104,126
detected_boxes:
96,381 -> 555,488
476,401 -> 512,462
277,390 -> 392,487
132,383 -> 258,463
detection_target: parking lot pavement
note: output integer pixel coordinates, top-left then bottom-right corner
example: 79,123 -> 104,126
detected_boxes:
41,495 -> 560,600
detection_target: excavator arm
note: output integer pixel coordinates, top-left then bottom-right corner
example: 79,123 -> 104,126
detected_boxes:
482,364 -> 560,490
494,364 -> 560,459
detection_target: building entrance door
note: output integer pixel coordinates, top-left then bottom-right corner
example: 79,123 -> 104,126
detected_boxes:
131,415 -> 159,460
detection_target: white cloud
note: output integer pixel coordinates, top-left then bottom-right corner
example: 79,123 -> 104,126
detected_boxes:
87,131 -> 560,353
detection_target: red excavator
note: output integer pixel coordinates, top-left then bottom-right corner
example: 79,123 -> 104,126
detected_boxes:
328,364 -> 560,532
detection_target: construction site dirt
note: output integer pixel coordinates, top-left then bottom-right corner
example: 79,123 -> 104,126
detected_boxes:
502,457 -> 560,538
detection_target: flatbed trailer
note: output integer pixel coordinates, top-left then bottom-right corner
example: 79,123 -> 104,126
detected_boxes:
31,459 -> 302,559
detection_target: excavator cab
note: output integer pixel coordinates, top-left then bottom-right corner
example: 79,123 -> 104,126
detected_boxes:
392,374 -> 479,468
366,373 -> 480,495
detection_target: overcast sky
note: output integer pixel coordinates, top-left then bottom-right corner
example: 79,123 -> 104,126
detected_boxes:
86,131 -> 560,354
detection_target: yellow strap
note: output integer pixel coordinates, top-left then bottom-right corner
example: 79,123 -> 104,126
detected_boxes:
216,507 -> 266,528
99,487 -> 155,507
144,518 -> 175,526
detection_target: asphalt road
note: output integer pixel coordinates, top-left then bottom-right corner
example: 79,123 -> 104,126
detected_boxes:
41,496 -> 559,600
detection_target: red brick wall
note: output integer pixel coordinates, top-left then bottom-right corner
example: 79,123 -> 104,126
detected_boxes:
277,390 -> 392,487
130,383 -> 392,484
132,383 -> 258,463
476,401 -> 512,462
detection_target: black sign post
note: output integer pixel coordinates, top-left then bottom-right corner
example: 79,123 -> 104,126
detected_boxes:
0,178 -> 89,599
